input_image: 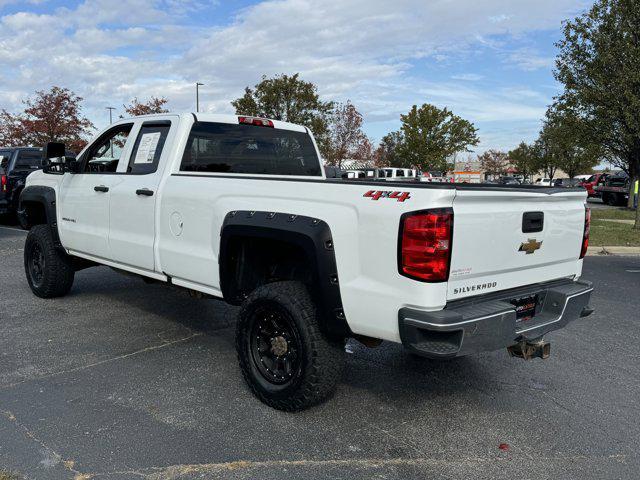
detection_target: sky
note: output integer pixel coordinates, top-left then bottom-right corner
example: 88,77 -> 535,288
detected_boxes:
0,0 -> 592,153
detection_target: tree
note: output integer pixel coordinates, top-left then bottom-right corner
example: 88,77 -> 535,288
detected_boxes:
508,141 -> 538,181
324,101 -> 371,168
374,131 -> 403,167
554,0 -> 640,226
534,127 -> 560,182
122,96 -> 169,117
544,103 -> 602,179
231,73 -> 334,157
0,86 -> 94,152
478,150 -> 508,179
395,104 -> 479,173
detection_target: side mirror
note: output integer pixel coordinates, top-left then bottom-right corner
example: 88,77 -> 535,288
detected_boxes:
43,142 -> 76,174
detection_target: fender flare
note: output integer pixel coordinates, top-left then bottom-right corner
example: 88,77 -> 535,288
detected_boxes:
219,210 -> 351,338
19,185 -> 62,248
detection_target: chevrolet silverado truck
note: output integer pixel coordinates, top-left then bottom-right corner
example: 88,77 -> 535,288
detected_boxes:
19,113 -> 594,411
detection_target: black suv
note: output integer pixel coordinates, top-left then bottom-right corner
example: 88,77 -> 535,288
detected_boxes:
0,147 -> 44,220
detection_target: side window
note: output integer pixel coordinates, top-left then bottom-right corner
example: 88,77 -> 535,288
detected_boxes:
127,122 -> 171,174
83,124 -> 133,173
396,170 -> 404,177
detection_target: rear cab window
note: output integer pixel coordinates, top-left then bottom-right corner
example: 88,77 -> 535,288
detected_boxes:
13,150 -> 43,171
180,122 -> 322,176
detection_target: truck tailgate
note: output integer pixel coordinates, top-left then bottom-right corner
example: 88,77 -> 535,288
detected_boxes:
448,188 -> 587,301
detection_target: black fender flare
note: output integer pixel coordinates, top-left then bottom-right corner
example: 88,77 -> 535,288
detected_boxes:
219,210 -> 351,338
19,185 -> 62,248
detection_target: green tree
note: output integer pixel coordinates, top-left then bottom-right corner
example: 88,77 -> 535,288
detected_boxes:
534,124 -> 560,182
544,103 -> 601,179
374,131 -> 403,167
554,0 -> 640,226
508,141 -> 538,182
395,104 -> 479,173
231,73 -> 334,157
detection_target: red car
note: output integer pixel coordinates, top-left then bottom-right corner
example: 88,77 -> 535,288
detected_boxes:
580,173 -> 609,197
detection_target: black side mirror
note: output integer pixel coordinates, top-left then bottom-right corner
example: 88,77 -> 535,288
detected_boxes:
44,142 -> 66,160
43,142 -> 73,175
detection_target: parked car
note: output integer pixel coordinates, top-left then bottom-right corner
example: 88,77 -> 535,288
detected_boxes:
498,176 -> 520,185
1,147 -> 44,220
381,167 -> 419,180
553,178 -> 583,188
534,178 -> 552,186
19,113 -> 594,411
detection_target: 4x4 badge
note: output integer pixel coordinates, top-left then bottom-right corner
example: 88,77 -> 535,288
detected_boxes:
519,238 -> 542,254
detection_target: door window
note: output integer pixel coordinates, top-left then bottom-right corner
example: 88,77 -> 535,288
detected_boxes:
83,124 -> 133,173
126,122 -> 171,175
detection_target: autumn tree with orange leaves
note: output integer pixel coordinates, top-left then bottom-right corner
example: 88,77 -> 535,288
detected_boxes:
0,86 -> 94,153
122,96 -> 169,117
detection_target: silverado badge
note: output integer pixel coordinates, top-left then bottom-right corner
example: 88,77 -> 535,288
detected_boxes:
519,238 -> 542,254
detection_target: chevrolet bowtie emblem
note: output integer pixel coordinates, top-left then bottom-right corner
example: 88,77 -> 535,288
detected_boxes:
519,238 -> 542,254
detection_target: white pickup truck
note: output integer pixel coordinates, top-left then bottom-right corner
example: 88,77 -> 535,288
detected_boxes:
19,113 -> 594,411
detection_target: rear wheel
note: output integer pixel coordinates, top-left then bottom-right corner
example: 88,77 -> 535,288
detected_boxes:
24,224 -> 74,298
235,281 -> 345,411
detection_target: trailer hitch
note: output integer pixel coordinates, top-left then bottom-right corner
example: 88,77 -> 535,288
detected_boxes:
507,339 -> 550,360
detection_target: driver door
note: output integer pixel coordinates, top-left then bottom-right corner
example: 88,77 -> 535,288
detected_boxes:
58,123 -> 134,259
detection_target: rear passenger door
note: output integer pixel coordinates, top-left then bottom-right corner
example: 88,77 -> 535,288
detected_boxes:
108,117 -> 177,272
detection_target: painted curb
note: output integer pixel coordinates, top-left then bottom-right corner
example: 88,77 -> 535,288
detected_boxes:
587,246 -> 640,256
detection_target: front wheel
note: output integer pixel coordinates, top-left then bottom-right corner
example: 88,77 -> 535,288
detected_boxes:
235,281 -> 345,411
24,224 -> 75,298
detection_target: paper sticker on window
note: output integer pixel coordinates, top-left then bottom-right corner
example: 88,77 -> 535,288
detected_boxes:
134,132 -> 161,164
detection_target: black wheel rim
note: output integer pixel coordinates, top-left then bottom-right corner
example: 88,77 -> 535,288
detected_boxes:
28,242 -> 45,287
249,303 -> 302,385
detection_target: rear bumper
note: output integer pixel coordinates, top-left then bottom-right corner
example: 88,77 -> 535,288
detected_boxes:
399,279 -> 593,358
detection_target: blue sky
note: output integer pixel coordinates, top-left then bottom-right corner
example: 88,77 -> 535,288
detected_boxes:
0,0 -> 591,154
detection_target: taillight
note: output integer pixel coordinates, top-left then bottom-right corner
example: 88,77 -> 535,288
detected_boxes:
399,208 -> 453,282
238,116 -> 274,127
580,206 -> 590,259
1,174 -> 6,192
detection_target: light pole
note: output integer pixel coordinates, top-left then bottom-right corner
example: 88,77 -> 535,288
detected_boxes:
196,82 -> 204,112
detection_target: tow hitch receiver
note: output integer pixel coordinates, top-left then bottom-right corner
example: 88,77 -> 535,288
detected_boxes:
508,340 -> 551,360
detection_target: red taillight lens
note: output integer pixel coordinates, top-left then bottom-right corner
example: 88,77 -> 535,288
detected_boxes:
580,206 -> 590,259
399,208 -> 453,282
238,116 -> 274,127
1,174 -> 6,192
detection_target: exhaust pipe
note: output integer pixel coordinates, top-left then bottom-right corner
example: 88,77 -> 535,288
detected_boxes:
508,339 -> 550,360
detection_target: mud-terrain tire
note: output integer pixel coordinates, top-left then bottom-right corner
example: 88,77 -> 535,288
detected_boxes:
24,224 -> 74,298
235,281 -> 345,411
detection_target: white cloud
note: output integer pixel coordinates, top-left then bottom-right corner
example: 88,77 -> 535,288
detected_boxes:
0,0 -> 588,145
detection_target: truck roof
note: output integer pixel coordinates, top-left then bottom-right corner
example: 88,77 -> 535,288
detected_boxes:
118,113 -> 309,133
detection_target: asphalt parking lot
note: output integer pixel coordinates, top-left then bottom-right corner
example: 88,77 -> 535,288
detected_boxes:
1,225 -> 639,480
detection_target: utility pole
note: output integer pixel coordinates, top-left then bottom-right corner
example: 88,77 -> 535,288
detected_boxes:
106,107 -> 116,157
196,82 -> 204,112
106,106 -> 115,124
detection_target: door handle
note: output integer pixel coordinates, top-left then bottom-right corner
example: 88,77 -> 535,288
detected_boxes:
136,188 -> 154,196
94,185 -> 109,192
